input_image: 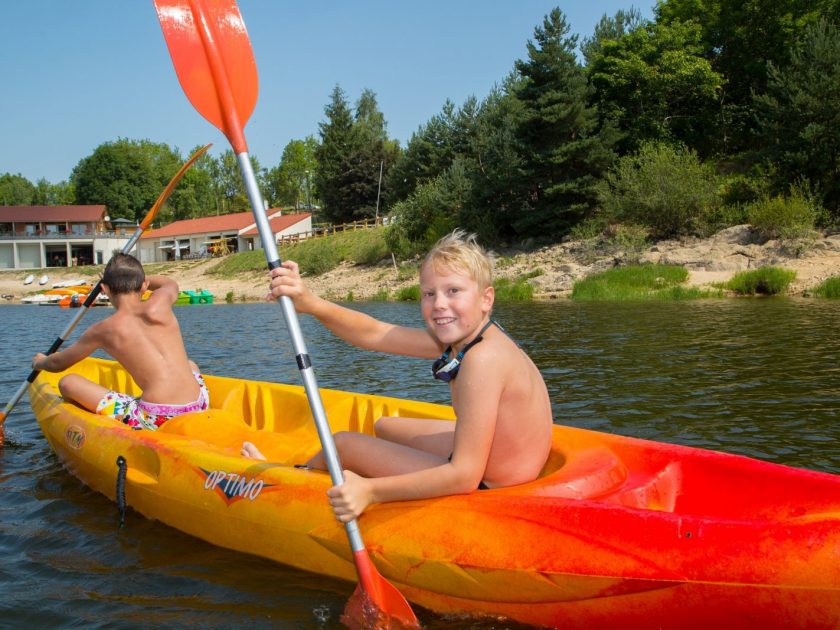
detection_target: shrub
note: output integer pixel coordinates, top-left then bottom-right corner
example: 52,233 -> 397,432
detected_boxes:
571,264 -> 697,301
747,190 -> 819,240
596,142 -> 722,238
224,291 -> 234,304
395,284 -> 420,301
493,278 -> 534,301
813,276 -> 840,298
724,267 -> 796,295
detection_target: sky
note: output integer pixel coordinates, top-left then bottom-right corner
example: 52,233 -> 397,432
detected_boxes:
1,1 -> 654,184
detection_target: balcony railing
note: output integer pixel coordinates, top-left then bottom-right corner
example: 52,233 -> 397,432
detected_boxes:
0,231 -> 129,240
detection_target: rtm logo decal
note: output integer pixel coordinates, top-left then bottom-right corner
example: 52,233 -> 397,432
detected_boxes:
65,425 -> 85,450
200,468 -> 269,505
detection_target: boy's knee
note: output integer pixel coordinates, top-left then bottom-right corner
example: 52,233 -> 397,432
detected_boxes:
373,416 -> 396,438
58,374 -> 79,397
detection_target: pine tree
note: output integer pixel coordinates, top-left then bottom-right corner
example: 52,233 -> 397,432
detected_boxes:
314,85 -> 356,223
514,8 -> 618,238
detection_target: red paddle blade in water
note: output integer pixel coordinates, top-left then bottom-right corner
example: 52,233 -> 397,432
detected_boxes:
153,0 -> 257,153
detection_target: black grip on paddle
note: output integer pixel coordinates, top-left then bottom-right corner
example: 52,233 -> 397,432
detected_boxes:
267,259 -> 282,271
296,353 -> 311,370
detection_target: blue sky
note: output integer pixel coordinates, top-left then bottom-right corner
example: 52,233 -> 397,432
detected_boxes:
1,1 -> 654,184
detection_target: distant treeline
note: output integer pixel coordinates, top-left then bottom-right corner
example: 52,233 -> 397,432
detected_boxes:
3,1 -> 840,253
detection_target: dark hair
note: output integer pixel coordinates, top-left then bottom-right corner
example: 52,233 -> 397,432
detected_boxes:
102,253 -> 145,294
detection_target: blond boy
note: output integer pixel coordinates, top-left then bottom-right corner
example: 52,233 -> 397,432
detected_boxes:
32,253 -> 208,430
243,230 -> 552,521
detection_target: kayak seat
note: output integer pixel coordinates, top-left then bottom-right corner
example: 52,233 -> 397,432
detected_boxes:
603,460 -> 682,512
530,446 -> 629,500
159,409 -> 320,464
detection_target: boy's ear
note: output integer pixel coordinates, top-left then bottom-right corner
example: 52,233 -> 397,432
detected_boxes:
482,285 -> 495,313
141,278 -> 150,293
100,282 -> 111,296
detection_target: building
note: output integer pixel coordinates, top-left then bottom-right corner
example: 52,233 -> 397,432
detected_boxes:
137,210 -> 312,263
0,206 -> 131,270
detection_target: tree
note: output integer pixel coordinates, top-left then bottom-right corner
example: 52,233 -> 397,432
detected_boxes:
32,178 -> 75,205
656,0 -> 838,153
755,19 -> 840,215
386,98 -> 478,205
580,7 -> 646,66
315,85 -> 356,223
513,8 -> 618,238
586,18 -> 723,155
0,173 -> 36,205
71,139 -> 164,221
315,86 -> 398,224
265,137 -> 318,209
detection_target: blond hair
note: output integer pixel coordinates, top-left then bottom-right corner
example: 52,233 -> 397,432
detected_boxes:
421,229 -> 494,289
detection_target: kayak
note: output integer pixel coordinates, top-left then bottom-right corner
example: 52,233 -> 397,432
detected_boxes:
28,358 -> 840,629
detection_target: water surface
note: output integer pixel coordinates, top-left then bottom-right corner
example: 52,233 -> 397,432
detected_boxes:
1,299 -> 838,628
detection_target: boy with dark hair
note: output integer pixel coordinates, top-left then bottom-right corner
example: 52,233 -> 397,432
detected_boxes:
32,253 -> 208,430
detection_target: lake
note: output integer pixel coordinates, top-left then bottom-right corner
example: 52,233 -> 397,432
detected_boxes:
1,299 -> 838,628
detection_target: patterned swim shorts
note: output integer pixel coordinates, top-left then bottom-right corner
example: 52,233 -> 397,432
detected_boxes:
95,372 -> 210,431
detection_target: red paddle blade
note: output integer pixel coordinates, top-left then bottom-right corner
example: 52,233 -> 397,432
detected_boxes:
342,549 -> 419,629
153,0 -> 257,153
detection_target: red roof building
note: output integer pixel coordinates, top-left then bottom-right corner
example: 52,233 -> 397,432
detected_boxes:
137,210 -> 312,262
0,205 -> 131,270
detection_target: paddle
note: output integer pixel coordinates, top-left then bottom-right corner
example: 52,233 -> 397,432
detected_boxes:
0,143 -> 211,429
152,2 -> 419,627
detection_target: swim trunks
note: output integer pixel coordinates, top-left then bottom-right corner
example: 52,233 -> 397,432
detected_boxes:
95,372 -> 210,431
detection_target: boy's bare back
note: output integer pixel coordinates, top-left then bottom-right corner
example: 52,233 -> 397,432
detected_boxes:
95,288 -> 199,405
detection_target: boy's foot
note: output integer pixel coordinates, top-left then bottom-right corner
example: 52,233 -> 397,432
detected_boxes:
240,441 -> 267,461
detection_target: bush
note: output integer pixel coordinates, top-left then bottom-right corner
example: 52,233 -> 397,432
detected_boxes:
747,190 -> 819,240
724,267 -> 796,295
571,264 -> 700,301
493,278 -> 534,301
395,284 -> 420,301
596,142 -> 722,238
813,276 -> 840,298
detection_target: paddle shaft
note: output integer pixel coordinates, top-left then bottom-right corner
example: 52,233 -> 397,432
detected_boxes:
181,0 -> 363,551
236,155 -> 366,551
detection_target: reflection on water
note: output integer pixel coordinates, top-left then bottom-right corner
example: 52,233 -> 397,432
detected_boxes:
1,298 -> 838,628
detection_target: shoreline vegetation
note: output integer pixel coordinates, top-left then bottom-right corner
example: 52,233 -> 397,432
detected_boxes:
3,225 -> 840,304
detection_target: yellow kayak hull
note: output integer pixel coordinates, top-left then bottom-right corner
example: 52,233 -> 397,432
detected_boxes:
29,358 -> 840,629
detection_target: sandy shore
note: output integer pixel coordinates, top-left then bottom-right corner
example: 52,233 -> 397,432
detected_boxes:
3,226 -> 840,304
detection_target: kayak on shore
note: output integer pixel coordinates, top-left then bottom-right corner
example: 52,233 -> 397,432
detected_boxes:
28,357 -> 840,629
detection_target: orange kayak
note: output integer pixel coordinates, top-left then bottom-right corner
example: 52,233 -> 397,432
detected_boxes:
28,358 -> 840,629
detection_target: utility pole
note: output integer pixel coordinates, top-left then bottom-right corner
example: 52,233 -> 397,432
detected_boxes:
375,160 -> 383,223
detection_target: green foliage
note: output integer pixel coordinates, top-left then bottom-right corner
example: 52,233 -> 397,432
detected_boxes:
0,173 -> 36,205
747,187 -> 820,240
812,276 -> 840,298
572,264 -> 703,300
315,86 -> 398,224
597,142 -> 722,238
225,291 -> 234,304
384,162 -> 466,258
395,284 -> 421,301
755,19 -> 840,215
586,17 -> 723,155
493,277 -> 535,301
656,0 -> 831,154
724,267 -> 796,295
264,137 -> 318,209
513,8 -> 618,237
371,288 -> 390,301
